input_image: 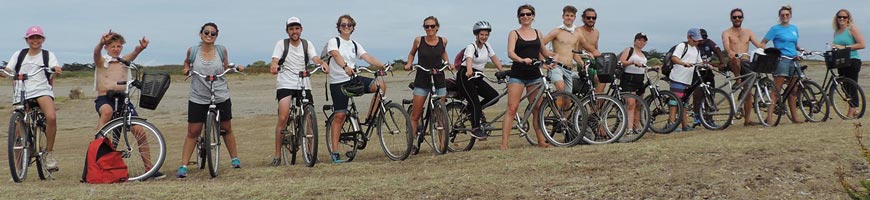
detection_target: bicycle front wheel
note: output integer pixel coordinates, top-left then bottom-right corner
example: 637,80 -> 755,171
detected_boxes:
646,90 -> 682,134
579,95 -> 627,144
618,93 -> 650,143
445,102 -> 475,152
797,80 -> 827,122
99,118 -> 166,181
205,112 -> 221,178
300,105 -> 318,167
377,102 -> 413,161
8,112 -> 29,183
699,88 -> 734,130
540,91 -> 585,147
829,77 -> 866,120
429,101 -> 450,155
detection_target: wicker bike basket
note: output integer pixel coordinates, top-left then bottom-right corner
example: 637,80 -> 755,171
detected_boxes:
138,72 -> 171,110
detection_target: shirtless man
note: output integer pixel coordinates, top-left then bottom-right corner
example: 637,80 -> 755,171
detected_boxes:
542,5 -> 598,93
721,8 -> 764,126
576,8 -> 605,94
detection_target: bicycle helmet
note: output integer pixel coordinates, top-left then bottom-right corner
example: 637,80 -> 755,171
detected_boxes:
341,80 -> 367,97
473,21 -> 492,35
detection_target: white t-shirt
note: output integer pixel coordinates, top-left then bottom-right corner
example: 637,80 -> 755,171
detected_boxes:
5,50 -> 59,103
464,42 -> 495,71
326,37 -> 368,84
623,49 -> 648,75
272,39 -> 318,90
668,43 -> 702,85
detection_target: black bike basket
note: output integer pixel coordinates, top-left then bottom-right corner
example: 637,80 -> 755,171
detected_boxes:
595,53 -> 618,83
824,48 -> 851,69
138,72 -> 171,110
751,48 -> 782,74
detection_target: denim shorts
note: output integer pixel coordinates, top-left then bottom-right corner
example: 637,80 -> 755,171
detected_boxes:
774,58 -> 803,77
412,87 -> 447,97
507,77 -> 543,86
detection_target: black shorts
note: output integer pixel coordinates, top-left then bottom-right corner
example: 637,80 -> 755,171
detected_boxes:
95,95 -> 138,117
188,99 -> 233,123
619,73 -> 645,95
277,89 -> 313,105
329,76 -> 376,113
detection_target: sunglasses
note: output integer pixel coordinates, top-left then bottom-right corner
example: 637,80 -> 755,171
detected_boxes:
585,16 -> 597,20
731,15 -> 744,20
780,13 -> 791,17
339,23 -> 355,28
202,30 -> 218,37
837,15 -> 850,19
518,12 -> 534,17
423,25 -> 438,29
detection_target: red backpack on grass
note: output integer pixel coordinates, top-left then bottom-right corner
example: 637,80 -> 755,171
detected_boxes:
81,137 -> 128,184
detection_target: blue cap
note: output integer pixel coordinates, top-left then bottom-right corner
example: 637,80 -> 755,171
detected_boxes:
687,28 -> 702,41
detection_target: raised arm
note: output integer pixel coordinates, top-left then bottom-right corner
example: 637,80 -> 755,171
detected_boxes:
122,37 -> 148,62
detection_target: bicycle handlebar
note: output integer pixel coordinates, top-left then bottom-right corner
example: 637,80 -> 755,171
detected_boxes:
0,66 -> 55,80
408,63 -> 450,75
189,64 -> 240,80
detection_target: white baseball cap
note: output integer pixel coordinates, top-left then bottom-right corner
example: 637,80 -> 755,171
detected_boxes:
286,17 -> 302,26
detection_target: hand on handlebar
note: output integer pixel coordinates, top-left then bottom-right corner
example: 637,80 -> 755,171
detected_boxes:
404,63 -> 411,71
344,66 -> 355,76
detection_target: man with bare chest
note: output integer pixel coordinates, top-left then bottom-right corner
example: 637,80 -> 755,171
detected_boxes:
577,8 -> 606,93
93,31 -> 149,128
721,8 -> 764,126
542,5 -> 597,93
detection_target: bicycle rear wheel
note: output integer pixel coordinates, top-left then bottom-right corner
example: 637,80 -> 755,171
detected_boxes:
205,112 -> 221,178
325,113 -> 360,162
429,101 -> 450,154
8,112 -> 29,183
279,116 -> 294,166
300,105 -> 318,167
99,118 -> 166,181
377,102 -> 413,161
753,79 -> 775,127
699,88 -> 734,130
618,93 -> 650,143
829,77 -> 866,120
579,95 -> 627,144
646,90 -> 682,134
34,115 -> 51,180
540,91 -> 584,147
445,102 -> 475,152
797,80 -> 827,122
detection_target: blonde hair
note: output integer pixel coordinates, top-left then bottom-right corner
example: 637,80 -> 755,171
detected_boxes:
833,9 -> 853,31
778,5 -> 792,23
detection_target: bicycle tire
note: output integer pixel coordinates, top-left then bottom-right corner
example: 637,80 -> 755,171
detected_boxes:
752,79 -> 775,127
429,101 -> 450,155
829,77 -> 866,120
205,112 -> 220,178
300,104 -> 318,167
797,80 -> 827,122
445,102 -> 476,152
699,88 -> 734,130
540,91 -> 585,147
618,93 -> 650,143
377,102 -> 413,161
8,112 -> 29,183
98,118 -> 166,181
34,116 -> 50,180
325,113 -> 359,162
578,94 -> 627,144
646,90 -> 682,134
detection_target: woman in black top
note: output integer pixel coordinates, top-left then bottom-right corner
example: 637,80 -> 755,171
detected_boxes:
404,16 -> 450,148
502,4 -> 557,149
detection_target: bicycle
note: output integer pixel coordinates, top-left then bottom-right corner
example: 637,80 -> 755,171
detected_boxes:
604,62 -> 650,142
276,66 -> 322,167
768,50 -> 827,126
684,61 -> 735,130
637,65 -> 684,134
5,66 -> 56,182
403,64 -> 450,155
95,60 -> 166,181
820,48 -> 866,120
718,53 -> 777,127
323,65 -> 413,162
572,51 -> 628,144
189,64 -> 243,177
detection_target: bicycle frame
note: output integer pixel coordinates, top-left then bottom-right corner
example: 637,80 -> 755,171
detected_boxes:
338,66 -> 395,147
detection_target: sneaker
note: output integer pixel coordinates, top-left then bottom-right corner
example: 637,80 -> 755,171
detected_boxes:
270,158 -> 281,166
150,171 -> 167,180
331,153 -> 345,164
469,129 -> 487,140
176,166 -> 188,178
44,151 -> 59,172
231,158 -> 241,168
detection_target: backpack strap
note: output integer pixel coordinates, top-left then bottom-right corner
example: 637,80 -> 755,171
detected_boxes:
627,47 -> 635,61
301,39 -> 309,66
277,38 -> 291,67
188,44 -> 200,65
215,45 -> 227,64
41,50 -> 51,81
678,42 -> 690,59
14,49 -> 28,74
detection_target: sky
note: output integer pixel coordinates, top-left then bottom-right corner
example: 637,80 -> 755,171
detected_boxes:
1,0 -> 867,66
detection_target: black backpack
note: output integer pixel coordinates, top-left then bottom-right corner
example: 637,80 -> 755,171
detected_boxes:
14,49 -> 52,84
277,38 -> 310,67
661,42 -> 693,77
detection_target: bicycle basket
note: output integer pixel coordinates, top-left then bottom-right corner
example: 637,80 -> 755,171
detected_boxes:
595,53 -> 618,76
138,72 -> 171,110
751,48 -> 781,74
572,74 -> 590,95
824,48 -> 851,69
341,79 -> 367,97
444,78 -> 463,100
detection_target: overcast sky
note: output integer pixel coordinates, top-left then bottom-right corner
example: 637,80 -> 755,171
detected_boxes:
1,0 -> 866,66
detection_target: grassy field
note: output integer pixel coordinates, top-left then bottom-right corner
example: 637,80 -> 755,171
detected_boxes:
0,63 -> 868,199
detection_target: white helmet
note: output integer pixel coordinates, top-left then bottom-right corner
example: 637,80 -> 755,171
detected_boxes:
473,21 -> 492,34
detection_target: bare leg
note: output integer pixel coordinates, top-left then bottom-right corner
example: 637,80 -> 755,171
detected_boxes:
274,97 -> 292,158
35,96 -> 56,151
409,94 -> 427,141
501,83 -> 526,150
330,112 -> 347,153
527,84 -> 549,148
221,121 -> 239,158
180,123 -> 203,166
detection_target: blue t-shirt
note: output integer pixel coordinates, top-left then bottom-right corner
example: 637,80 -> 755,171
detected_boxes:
764,24 -> 799,57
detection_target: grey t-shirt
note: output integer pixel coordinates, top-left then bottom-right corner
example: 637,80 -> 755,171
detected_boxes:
189,47 -> 229,104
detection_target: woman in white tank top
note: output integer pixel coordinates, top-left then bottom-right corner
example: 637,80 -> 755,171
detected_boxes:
617,32 -> 649,134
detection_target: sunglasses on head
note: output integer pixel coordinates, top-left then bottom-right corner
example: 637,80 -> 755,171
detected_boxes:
339,23 -> 355,28
837,15 -> 850,19
518,12 -> 534,17
585,16 -> 597,20
202,30 -> 218,36
731,15 -> 744,20
423,25 -> 438,29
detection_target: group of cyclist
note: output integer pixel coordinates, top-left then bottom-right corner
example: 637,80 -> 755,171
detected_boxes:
2,3 -> 864,181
